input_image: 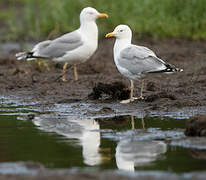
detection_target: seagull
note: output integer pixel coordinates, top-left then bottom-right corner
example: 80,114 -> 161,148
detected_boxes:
116,140 -> 167,171
106,25 -> 183,104
16,7 -> 108,82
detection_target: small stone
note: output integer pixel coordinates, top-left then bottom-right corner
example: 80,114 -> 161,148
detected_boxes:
99,107 -> 115,114
27,114 -> 35,120
185,115 -> 206,137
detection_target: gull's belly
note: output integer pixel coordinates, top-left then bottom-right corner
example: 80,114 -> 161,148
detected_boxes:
54,43 -> 97,64
115,59 -> 142,80
117,65 -> 141,80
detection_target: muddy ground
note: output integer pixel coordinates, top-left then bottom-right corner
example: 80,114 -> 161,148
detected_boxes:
0,38 -> 206,112
1,38 -> 206,179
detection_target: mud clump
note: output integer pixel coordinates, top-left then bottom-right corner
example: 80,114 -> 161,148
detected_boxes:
185,115 -> 206,136
88,82 -> 130,100
86,107 -> 115,116
145,91 -> 177,102
146,81 -> 160,91
99,107 -> 115,114
27,114 -> 36,120
96,115 -> 131,123
11,67 -> 27,75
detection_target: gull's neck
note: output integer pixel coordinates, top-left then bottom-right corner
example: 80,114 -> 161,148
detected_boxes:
79,21 -> 98,43
114,38 -> 131,59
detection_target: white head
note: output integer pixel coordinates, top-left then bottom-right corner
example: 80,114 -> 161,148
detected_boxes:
80,7 -> 108,24
106,25 -> 132,41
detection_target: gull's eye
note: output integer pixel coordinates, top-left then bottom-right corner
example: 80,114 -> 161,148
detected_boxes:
120,29 -> 123,32
89,12 -> 93,15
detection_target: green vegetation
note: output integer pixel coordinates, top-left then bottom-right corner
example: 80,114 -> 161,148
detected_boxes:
0,0 -> 206,40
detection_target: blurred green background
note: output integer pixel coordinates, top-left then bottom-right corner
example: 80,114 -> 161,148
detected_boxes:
0,0 -> 206,41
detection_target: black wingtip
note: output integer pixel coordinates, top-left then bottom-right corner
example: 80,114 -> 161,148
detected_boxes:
165,64 -> 183,72
16,51 -> 48,60
148,64 -> 183,74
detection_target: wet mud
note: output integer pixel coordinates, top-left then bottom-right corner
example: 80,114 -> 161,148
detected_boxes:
0,38 -> 206,113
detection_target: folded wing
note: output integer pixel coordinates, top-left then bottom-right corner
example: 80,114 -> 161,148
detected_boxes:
34,31 -> 83,58
118,45 -> 167,75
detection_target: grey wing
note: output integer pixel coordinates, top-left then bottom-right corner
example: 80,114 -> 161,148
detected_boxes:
118,45 -> 167,75
37,31 -> 83,58
32,40 -> 51,53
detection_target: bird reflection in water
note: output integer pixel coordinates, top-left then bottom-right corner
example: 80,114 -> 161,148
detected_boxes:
33,117 -> 110,166
131,116 -> 145,130
116,116 -> 167,171
72,118 -> 111,166
32,115 -> 167,170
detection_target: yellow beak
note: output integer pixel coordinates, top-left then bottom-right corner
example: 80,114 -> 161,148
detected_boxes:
98,13 -> 109,18
105,32 -> 116,38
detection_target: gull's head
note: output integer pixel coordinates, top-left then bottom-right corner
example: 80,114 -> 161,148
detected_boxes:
80,7 -> 108,23
106,25 -> 132,40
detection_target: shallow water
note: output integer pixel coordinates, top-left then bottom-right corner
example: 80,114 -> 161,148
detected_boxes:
0,99 -> 206,174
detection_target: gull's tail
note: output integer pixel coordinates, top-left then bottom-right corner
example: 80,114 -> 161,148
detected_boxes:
16,52 -> 30,60
16,52 -> 47,61
149,64 -> 183,74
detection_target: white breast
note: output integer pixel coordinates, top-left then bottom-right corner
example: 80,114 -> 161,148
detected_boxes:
114,42 -> 134,80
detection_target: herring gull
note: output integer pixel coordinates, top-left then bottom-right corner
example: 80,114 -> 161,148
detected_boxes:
106,25 -> 183,104
16,7 -> 108,82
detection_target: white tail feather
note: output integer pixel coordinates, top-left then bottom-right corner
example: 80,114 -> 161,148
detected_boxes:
15,52 -> 27,60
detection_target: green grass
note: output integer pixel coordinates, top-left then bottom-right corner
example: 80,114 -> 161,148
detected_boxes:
1,0 -> 206,40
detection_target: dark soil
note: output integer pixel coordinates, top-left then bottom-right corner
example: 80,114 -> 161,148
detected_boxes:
0,38 -> 206,111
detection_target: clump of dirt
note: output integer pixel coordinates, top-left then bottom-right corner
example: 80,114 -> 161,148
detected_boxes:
98,107 -> 115,114
185,115 -> 206,136
146,81 -> 160,91
86,107 -> 115,116
11,67 -> 26,75
145,91 -> 177,102
88,82 -> 130,100
96,115 -> 131,123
